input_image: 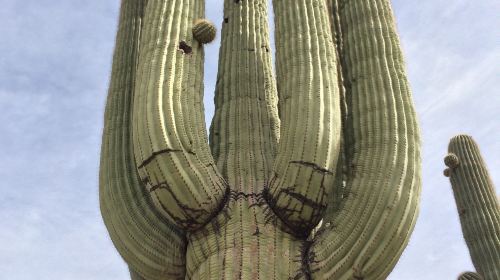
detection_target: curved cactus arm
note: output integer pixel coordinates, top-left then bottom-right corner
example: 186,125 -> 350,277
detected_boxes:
267,0 -> 342,235
100,1 -> 186,279
309,0 -> 421,279
446,135 -> 500,280
458,271 -> 484,280
132,0 -> 228,231
209,0 -> 280,190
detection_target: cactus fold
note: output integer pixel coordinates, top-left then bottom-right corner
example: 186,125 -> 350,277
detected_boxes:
445,135 -> 500,280
100,0 -> 421,279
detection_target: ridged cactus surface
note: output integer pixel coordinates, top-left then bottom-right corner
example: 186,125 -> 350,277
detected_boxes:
100,0 -> 421,279
445,135 -> 500,280
458,271 -> 484,280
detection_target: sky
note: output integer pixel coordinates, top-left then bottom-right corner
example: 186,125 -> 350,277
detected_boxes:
0,0 -> 498,279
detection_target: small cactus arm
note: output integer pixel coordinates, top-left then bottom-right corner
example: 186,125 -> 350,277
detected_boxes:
458,272 -> 484,280
100,0 -> 421,279
445,135 -> 500,280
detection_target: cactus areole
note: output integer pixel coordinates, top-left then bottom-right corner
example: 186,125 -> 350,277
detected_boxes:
99,0 -> 421,279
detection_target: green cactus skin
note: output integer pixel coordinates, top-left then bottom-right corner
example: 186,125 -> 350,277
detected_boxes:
446,135 -> 500,280
192,19 -> 216,44
100,0 -> 421,279
458,271 -> 484,280
129,268 -> 147,280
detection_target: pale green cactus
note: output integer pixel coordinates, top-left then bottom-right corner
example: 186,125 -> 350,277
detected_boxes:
100,0 -> 421,279
445,135 -> 500,280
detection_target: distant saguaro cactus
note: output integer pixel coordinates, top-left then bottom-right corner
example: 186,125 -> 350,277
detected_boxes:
444,135 -> 500,280
100,0 -> 421,279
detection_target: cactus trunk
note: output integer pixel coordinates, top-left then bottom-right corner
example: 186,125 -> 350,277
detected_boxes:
445,135 -> 500,280
100,0 -> 421,279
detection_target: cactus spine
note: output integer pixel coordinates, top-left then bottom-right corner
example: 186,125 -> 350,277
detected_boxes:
100,0 -> 421,279
445,135 -> 500,280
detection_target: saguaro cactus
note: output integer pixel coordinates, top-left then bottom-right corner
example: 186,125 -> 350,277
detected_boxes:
444,135 -> 500,280
100,0 -> 421,279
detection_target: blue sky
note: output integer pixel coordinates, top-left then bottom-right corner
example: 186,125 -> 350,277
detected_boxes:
0,0 -> 498,279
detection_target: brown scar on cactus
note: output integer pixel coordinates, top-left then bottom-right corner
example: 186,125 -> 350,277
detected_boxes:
178,41 -> 192,54
192,19 -> 216,44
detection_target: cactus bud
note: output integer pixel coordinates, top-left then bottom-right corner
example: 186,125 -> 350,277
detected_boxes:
444,153 -> 460,169
192,19 -> 216,44
444,168 -> 451,177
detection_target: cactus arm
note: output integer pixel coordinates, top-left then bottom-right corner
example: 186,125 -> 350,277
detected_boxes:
209,0 -> 280,190
267,0 -> 342,235
132,0 -> 228,231
100,1 -> 186,279
446,135 -> 500,280
309,1 -> 421,278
